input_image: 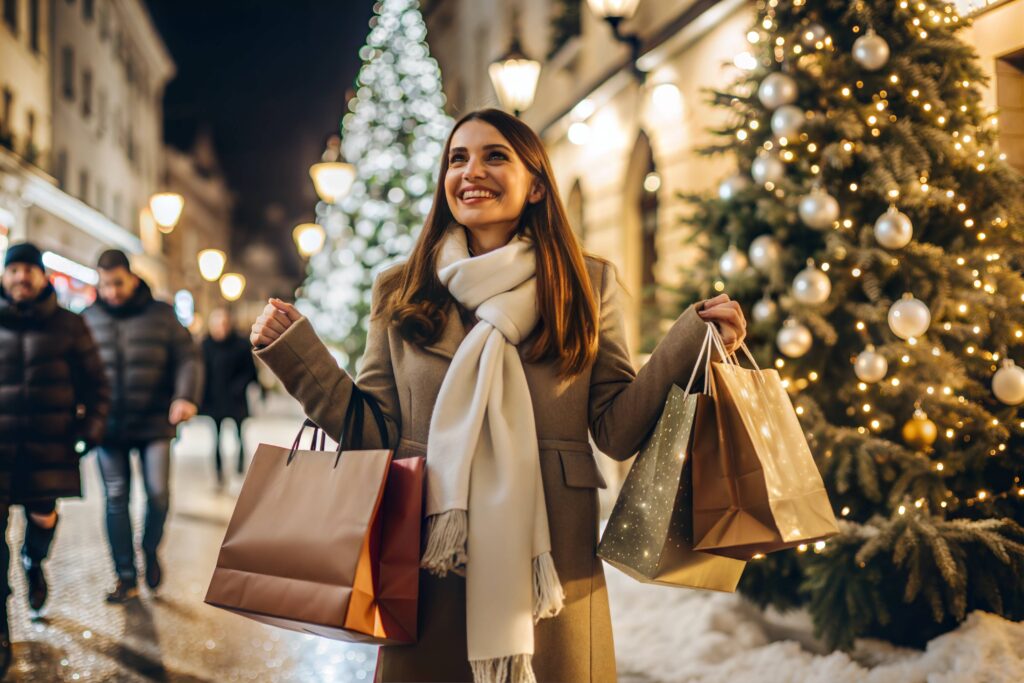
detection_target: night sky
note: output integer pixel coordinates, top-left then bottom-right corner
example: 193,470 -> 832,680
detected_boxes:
145,1 -> 376,278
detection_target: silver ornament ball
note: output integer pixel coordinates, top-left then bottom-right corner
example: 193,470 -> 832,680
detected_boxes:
751,154 -> 786,186
792,263 -> 832,305
853,30 -> 890,71
771,105 -> 805,139
799,189 -> 840,230
802,23 -> 828,45
719,246 -> 749,279
992,360 -> 1024,405
887,294 -> 931,339
752,296 -> 778,323
777,318 -> 813,358
758,72 -> 799,110
718,174 -> 751,202
873,207 -> 914,249
854,348 -> 888,383
749,235 -> 781,273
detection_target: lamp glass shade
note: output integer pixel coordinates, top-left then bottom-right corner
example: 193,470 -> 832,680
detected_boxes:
149,192 -> 185,229
586,0 -> 641,19
219,273 -> 246,302
310,161 -> 356,203
197,249 -> 226,282
488,57 -> 540,114
293,222 -> 326,257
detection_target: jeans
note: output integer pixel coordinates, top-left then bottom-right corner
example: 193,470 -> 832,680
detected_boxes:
96,441 -> 171,582
0,500 -> 58,606
212,418 -> 245,478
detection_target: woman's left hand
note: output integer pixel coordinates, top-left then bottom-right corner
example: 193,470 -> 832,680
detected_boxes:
697,294 -> 747,354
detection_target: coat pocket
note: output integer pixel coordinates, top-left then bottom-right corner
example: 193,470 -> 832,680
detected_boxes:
558,450 -> 608,489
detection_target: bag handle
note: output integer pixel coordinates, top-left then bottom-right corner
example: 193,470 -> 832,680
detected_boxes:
333,385 -> 391,467
287,419 -> 327,464
706,322 -> 767,384
683,324 -> 714,396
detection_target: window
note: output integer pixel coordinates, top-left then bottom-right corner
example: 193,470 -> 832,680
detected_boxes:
112,193 -> 122,225
97,88 -> 106,136
82,69 -> 92,117
78,168 -> 89,204
62,46 -> 75,100
568,180 -> 585,240
96,181 -> 105,215
996,50 -> 1024,174
25,110 -> 35,156
54,149 -> 67,187
3,0 -> 17,36
99,0 -> 108,40
1,88 -> 11,134
82,0 -> 93,21
29,0 -> 39,53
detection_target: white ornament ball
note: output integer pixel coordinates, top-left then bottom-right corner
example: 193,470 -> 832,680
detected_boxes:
792,263 -> 832,305
751,154 -> 786,186
752,296 -> 778,323
719,246 -> 749,279
852,30 -> 890,71
771,105 -> 805,139
758,72 -> 799,110
749,235 -> 781,273
992,360 -> 1024,405
802,23 -> 828,45
873,206 -> 914,249
718,174 -> 751,202
798,188 -> 840,230
777,318 -> 813,358
854,347 -> 888,383
887,294 -> 931,340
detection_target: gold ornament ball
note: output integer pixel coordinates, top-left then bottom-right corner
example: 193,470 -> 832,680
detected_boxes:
902,411 -> 938,450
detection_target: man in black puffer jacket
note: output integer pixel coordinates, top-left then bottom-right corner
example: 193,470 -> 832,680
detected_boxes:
83,249 -> 201,604
0,242 -> 110,676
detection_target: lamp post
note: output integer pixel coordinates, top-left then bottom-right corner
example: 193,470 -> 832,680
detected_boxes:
586,0 -> 644,78
488,34 -> 541,117
149,192 -> 185,232
293,222 -> 326,258
310,137 -> 356,204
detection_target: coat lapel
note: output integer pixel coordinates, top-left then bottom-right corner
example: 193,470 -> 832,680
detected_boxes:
423,301 -> 467,361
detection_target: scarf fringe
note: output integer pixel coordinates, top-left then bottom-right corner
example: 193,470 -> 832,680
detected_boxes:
532,551 -> 565,622
420,509 -> 468,576
470,654 -> 537,683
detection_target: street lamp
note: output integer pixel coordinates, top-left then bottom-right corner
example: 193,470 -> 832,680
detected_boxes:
149,192 -> 185,231
197,248 -> 226,282
489,34 -> 541,116
219,273 -> 246,302
586,0 -> 644,78
293,222 -> 326,257
310,138 -> 356,204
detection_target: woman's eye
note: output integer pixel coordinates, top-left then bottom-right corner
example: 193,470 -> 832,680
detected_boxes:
449,154 -> 465,163
488,152 -> 507,161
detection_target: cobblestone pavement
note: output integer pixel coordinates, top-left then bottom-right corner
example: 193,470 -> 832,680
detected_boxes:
5,399 -> 379,683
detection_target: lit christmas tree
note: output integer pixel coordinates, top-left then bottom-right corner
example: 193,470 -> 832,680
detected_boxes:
297,0 -> 452,371
671,0 -> 1024,649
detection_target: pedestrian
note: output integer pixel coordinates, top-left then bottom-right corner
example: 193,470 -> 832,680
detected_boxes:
0,243 -> 110,676
249,109 -> 746,683
83,249 -> 202,603
200,307 -> 258,485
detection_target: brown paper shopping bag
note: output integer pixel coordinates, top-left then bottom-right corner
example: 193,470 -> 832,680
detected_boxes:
205,388 -> 424,645
599,326 -> 746,591
692,323 -> 839,561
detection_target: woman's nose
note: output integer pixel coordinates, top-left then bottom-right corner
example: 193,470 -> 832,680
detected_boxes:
464,156 -> 486,179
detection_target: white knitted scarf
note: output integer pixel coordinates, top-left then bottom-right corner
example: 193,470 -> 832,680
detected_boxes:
420,226 -> 564,683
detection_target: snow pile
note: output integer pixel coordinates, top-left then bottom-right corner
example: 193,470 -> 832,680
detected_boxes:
605,563 -> 1024,683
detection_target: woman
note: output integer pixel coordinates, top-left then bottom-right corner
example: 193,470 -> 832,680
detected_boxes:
250,109 -> 745,683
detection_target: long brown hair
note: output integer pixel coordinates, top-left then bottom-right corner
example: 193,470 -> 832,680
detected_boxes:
378,108 -> 600,379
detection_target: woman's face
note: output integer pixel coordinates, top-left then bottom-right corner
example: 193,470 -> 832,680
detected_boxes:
444,119 -> 545,240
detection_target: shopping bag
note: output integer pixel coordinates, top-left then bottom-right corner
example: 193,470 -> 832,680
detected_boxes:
205,387 -> 424,645
692,323 -> 839,560
598,325 -> 746,591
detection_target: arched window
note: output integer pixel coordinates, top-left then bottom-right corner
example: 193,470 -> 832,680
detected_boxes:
567,179 -> 585,243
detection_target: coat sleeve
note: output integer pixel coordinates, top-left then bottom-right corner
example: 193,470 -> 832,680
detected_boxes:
253,275 -> 400,449
70,315 -> 111,448
169,309 -> 203,405
588,261 -> 718,461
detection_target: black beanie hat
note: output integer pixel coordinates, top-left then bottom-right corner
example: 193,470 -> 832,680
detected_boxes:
3,242 -> 45,271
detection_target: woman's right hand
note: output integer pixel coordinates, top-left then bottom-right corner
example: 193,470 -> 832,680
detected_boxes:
250,298 -> 302,348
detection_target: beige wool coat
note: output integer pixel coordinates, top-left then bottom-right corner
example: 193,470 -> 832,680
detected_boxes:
255,256 -> 711,683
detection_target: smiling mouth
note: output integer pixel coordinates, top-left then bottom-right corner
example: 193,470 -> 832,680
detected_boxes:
459,189 -> 499,203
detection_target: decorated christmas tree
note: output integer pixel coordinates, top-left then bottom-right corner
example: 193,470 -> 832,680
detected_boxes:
297,0 -> 452,371
671,0 -> 1024,649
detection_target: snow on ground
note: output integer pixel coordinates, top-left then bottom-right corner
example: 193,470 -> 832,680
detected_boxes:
605,563 -> 1024,683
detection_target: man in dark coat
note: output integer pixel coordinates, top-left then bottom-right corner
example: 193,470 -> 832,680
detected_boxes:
200,307 -> 258,484
83,249 -> 201,603
0,242 -> 110,675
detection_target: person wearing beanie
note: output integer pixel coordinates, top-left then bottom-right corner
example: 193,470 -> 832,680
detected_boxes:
82,249 -> 202,603
0,242 -> 110,676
